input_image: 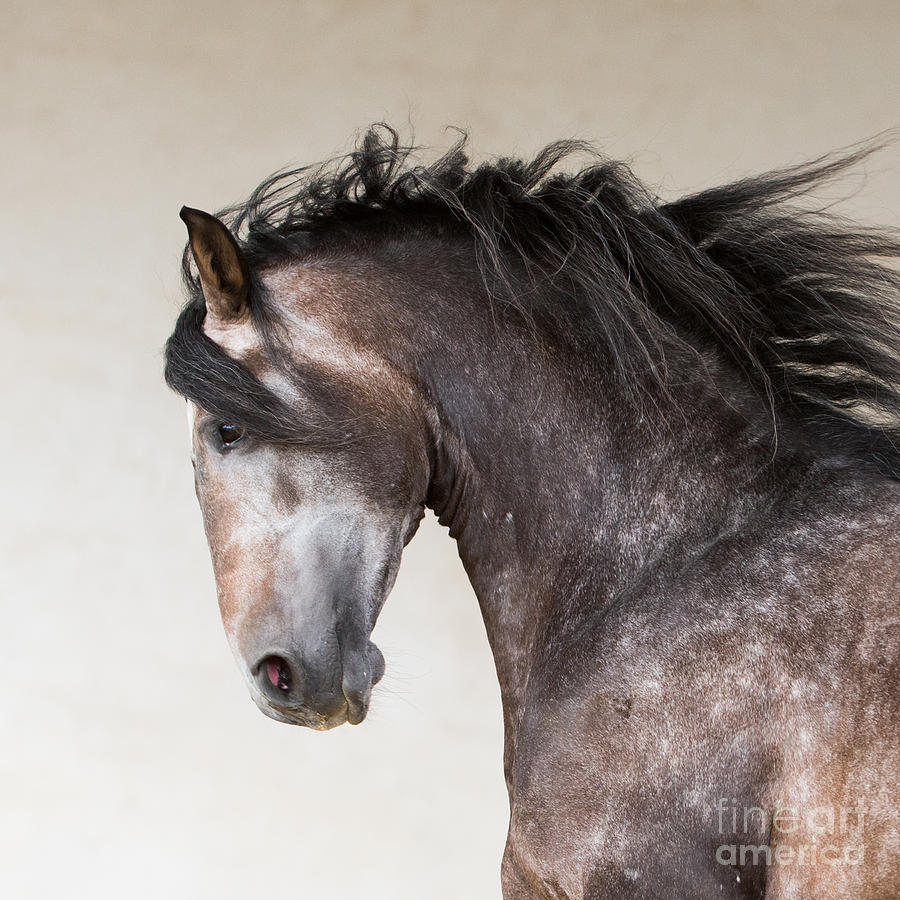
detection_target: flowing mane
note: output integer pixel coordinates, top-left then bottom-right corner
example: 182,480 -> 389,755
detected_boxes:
166,125 -> 900,477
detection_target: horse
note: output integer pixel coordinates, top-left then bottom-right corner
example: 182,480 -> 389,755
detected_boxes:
165,126 -> 900,898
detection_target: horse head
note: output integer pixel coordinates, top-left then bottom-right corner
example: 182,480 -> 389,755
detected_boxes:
176,208 -> 430,729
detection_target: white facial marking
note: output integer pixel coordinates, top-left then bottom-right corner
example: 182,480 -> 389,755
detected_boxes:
186,400 -> 199,460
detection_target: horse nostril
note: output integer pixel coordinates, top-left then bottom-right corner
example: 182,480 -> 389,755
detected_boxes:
262,655 -> 292,692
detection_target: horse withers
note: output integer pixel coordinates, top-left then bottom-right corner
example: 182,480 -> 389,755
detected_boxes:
165,128 -> 900,898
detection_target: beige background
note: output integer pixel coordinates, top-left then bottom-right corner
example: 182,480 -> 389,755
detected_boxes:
3,1 -> 898,897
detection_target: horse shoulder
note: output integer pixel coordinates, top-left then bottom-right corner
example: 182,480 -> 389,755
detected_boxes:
503,471 -> 900,897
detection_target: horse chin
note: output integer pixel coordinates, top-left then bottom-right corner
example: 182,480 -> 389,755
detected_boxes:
252,696 -> 351,731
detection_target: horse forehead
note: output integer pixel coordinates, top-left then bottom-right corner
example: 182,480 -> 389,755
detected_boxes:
262,264 -> 384,370
202,266 -> 399,383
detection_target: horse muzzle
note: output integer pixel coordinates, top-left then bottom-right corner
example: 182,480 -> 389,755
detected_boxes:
249,640 -> 385,729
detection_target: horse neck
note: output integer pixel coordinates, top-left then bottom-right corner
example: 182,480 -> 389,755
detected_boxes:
397,269 -> 791,751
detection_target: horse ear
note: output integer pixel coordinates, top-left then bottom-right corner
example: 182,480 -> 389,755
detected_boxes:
179,206 -> 250,321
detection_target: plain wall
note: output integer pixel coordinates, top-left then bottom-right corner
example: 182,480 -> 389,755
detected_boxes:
3,1 -> 898,897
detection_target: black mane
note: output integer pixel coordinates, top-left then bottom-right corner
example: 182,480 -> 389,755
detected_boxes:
166,125 -> 900,477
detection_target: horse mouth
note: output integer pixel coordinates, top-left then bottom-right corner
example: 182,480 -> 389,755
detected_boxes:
257,699 -> 349,731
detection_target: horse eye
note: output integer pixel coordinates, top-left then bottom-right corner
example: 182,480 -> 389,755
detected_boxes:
218,424 -> 245,446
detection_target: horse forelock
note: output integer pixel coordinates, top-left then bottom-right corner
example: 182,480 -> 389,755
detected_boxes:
166,262 -> 427,455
